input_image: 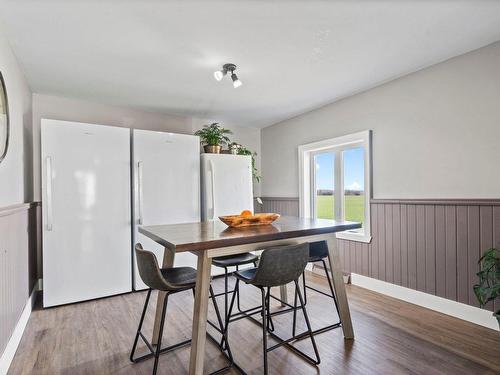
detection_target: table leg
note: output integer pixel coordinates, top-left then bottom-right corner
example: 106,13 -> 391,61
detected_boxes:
326,238 -> 354,339
189,251 -> 212,375
152,246 -> 175,345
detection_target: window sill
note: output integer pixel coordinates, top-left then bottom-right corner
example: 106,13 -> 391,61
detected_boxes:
336,231 -> 372,243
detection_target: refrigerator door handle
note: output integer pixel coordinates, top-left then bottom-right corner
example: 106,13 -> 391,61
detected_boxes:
46,156 -> 54,231
137,161 -> 144,225
209,160 -> 216,220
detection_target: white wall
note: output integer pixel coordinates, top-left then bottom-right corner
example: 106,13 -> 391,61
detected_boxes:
261,41 -> 500,199
32,94 -> 262,200
0,28 -> 32,207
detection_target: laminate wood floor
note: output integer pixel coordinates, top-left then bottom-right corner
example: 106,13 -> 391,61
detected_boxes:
8,273 -> 500,375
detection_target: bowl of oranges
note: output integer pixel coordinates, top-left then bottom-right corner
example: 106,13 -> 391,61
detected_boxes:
218,210 -> 280,228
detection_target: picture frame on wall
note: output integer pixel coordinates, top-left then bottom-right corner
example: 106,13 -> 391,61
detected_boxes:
0,71 -> 9,164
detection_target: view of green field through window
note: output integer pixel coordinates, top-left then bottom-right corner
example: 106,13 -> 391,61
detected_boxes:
315,147 -> 365,226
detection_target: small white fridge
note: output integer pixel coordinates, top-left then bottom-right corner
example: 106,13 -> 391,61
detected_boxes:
200,153 -> 254,221
41,119 -> 132,307
200,153 -> 255,275
132,129 -> 200,290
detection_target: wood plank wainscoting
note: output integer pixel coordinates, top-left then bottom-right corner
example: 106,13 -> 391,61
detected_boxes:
258,197 -> 499,314
255,197 -> 300,216
0,202 -> 40,365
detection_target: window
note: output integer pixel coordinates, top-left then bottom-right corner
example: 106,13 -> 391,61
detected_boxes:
298,130 -> 372,242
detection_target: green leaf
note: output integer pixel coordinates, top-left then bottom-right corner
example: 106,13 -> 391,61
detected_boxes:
474,248 -> 500,307
195,123 -> 233,146
237,146 -> 261,182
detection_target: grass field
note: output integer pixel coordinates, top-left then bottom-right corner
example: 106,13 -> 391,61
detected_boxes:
316,195 -> 365,224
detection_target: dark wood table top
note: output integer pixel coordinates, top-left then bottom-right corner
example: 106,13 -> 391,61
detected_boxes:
139,216 -> 361,252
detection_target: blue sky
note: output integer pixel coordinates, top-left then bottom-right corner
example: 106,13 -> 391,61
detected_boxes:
315,147 -> 364,191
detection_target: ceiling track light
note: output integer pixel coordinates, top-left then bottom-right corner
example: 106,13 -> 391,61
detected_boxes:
214,63 -> 242,88
231,73 -> 242,88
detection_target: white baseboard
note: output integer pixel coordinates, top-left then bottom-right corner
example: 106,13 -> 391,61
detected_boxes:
0,281 -> 39,375
350,273 -> 499,331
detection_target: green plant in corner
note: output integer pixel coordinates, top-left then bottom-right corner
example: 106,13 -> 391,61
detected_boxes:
473,248 -> 500,328
194,123 -> 232,153
237,146 -> 261,183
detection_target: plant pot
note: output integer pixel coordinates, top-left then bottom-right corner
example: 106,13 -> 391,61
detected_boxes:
204,145 -> 221,154
494,311 -> 500,329
229,144 -> 241,154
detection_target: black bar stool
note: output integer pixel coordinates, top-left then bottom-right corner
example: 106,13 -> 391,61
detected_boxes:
130,243 -> 233,375
212,253 -> 259,336
225,243 -> 320,375
292,240 -> 341,338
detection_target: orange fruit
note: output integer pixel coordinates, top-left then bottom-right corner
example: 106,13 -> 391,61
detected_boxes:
240,210 -> 252,217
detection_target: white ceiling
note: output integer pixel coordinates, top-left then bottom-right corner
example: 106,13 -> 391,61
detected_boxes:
1,1 -> 500,128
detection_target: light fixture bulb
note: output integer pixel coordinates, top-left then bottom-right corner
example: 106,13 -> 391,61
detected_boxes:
213,70 -> 224,81
214,63 -> 241,87
232,73 -> 242,88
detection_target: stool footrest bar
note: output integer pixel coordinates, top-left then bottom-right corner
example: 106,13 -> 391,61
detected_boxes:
131,337 -> 192,363
247,315 -> 320,366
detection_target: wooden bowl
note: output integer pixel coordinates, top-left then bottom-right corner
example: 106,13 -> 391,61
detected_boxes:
218,213 -> 280,227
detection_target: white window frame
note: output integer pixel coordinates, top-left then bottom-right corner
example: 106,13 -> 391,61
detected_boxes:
298,130 -> 372,243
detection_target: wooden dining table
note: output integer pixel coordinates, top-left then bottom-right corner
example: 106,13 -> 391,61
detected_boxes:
139,216 -> 361,375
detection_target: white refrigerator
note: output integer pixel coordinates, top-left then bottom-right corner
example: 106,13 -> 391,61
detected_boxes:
132,129 -> 200,290
41,119 -> 132,307
201,154 -> 255,275
201,153 -> 254,220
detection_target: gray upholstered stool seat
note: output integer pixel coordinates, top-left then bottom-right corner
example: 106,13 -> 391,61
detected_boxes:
233,244 -> 309,287
233,267 -> 257,282
159,267 -> 197,288
226,243 -> 320,374
130,243 -> 234,375
212,252 -> 258,267
308,255 -> 325,263
308,240 -> 329,262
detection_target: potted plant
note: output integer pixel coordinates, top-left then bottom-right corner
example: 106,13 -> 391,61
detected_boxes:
473,248 -> 500,328
237,146 -> 261,183
228,142 -> 242,155
194,122 -> 232,154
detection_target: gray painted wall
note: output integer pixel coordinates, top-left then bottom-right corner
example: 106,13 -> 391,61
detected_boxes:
261,41 -> 500,199
0,27 -> 33,206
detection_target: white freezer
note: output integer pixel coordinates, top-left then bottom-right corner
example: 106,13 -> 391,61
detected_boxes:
41,119 -> 132,307
200,153 -> 254,221
201,153 -> 255,275
132,129 -> 200,290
